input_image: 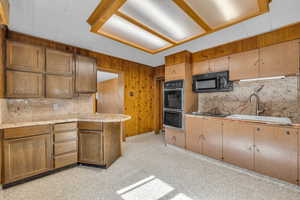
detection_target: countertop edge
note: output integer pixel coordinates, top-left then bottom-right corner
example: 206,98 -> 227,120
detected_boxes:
185,114 -> 300,128
0,115 -> 131,129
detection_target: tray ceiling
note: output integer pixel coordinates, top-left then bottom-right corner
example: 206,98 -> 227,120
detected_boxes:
87,0 -> 271,54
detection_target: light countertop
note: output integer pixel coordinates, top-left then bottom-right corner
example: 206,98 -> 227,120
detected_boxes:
0,113 -> 131,129
185,113 -> 300,128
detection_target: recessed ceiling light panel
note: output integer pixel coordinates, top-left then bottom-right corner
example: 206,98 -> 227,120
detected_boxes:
100,15 -> 171,51
183,0 -> 260,28
119,0 -> 205,42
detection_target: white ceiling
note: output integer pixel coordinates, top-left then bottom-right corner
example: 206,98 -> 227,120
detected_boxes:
97,71 -> 118,83
9,0 -> 300,67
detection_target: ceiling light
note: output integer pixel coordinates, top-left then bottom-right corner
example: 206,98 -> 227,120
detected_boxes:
240,76 -> 286,82
100,15 -> 170,50
213,0 -> 240,21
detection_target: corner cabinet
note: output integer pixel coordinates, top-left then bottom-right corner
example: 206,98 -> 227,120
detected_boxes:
75,55 -> 97,93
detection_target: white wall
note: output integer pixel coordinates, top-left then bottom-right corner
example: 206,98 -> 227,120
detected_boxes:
9,0 -> 300,67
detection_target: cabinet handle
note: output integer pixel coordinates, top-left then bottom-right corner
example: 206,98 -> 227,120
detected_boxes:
248,146 -> 252,151
256,128 -> 260,131
286,131 -> 290,135
256,148 -> 260,153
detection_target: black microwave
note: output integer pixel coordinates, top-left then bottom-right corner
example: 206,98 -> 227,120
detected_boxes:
192,71 -> 233,93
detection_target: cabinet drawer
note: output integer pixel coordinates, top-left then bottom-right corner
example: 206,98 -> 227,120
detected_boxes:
54,152 -> 77,169
78,122 -> 102,131
54,122 -> 77,132
54,131 -> 77,143
54,141 -> 77,156
4,125 -> 50,139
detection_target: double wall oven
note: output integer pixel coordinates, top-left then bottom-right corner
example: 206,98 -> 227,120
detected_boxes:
163,80 -> 184,129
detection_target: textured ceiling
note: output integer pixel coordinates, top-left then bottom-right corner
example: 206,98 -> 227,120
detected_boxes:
9,0 -> 300,67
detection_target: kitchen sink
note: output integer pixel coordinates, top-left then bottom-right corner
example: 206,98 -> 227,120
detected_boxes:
226,114 -> 292,125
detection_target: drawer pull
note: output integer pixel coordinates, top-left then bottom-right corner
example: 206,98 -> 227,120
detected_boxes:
256,128 -> 260,131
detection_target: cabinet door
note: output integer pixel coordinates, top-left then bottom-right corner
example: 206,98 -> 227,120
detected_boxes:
202,119 -> 222,160
6,41 -> 45,72
6,70 -> 44,98
254,126 -> 298,184
46,49 -> 74,75
192,60 -> 210,75
229,49 -> 259,81
165,64 -> 185,81
260,40 -> 299,77
223,121 -> 254,170
79,131 -> 103,165
103,122 -> 121,167
3,134 -> 52,184
46,75 -> 73,98
165,128 -> 185,148
185,116 -> 202,153
209,56 -> 229,72
75,55 -> 97,93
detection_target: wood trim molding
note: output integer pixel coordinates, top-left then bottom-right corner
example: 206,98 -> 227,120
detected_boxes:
115,11 -> 176,45
0,0 -> 9,25
172,0 -> 212,32
87,0 -> 271,54
257,0 -> 270,13
89,0 -> 127,32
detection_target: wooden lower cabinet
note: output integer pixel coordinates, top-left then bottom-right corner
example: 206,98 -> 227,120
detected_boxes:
223,121 -> 255,170
254,126 -> 298,184
165,128 -> 186,148
3,134 -> 52,184
185,117 -> 222,160
79,131 -> 104,165
186,116 -> 202,153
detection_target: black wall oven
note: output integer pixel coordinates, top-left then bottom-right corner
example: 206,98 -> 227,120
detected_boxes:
163,80 -> 184,129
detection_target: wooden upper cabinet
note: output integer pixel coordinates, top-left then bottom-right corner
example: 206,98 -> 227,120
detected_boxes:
229,49 -> 260,81
75,55 -> 97,93
202,119 -> 222,160
6,70 -> 44,98
46,75 -> 73,98
260,40 -> 299,77
192,56 -> 229,75
254,126 -> 298,184
192,60 -> 210,75
46,49 -> 74,75
209,56 -> 229,73
6,41 -> 45,72
223,121 -> 254,170
165,63 -> 186,81
3,134 -> 52,184
185,116 -> 202,153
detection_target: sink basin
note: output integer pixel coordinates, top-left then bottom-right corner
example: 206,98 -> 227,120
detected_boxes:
226,114 -> 292,125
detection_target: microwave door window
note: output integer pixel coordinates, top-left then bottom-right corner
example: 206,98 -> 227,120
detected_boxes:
196,79 -> 217,90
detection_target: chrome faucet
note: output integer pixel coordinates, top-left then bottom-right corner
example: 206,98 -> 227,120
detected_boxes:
249,93 -> 264,116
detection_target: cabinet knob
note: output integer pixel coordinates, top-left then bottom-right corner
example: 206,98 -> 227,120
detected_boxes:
256,128 -> 260,131
256,148 -> 260,153
248,146 -> 252,151
286,131 -> 290,135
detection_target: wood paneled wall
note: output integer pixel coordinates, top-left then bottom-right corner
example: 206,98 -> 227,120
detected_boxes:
5,30 -> 155,137
192,22 -> 300,62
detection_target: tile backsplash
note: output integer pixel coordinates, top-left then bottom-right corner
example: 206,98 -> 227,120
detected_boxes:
198,76 -> 300,123
0,94 -> 94,123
